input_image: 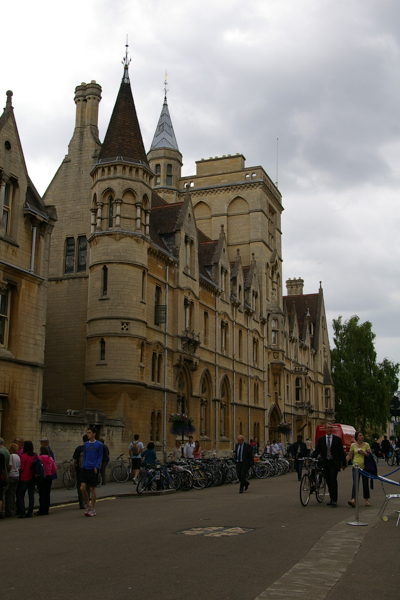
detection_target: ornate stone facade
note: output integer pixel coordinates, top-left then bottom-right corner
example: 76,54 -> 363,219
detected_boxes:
1,57 -> 334,457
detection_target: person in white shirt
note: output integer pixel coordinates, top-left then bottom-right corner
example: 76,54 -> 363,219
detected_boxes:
184,436 -> 195,459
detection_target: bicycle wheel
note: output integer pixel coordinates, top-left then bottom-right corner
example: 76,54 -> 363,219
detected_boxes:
136,475 -> 149,494
387,453 -> 396,467
96,472 -> 102,487
254,463 -> 269,479
179,470 -> 193,491
315,473 -> 326,502
192,469 -> 207,490
112,464 -> 129,483
63,469 -> 77,490
300,473 -> 311,506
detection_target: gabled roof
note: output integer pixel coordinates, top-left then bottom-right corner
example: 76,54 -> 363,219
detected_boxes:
283,293 -> 319,342
98,65 -> 148,166
150,202 -> 183,235
198,240 -> 218,267
150,98 -> 179,151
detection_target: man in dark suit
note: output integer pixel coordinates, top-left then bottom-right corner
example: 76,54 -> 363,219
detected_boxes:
234,435 -> 254,493
312,422 -> 346,507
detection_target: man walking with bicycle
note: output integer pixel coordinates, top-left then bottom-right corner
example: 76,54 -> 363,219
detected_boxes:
80,427 -> 103,517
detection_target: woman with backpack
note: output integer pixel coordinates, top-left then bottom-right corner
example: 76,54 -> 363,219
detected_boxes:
36,447 -> 57,515
17,441 -> 36,518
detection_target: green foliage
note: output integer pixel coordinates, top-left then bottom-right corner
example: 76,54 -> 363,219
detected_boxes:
331,315 -> 399,435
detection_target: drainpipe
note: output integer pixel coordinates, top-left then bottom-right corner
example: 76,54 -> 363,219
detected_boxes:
29,225 -> 37,272
247,313 -> 251,441
263,320 -> 267,449
215,294 -> 219,452
232,305 -> 236,447
163,265 -> 169,460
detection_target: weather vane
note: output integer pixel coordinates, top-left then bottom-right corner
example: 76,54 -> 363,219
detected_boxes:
164,70 -> 169,101
122,35 -> 131,69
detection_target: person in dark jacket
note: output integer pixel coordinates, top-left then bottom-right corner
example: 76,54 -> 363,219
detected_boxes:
234,435 -> 254,493
99,437 -> 110,485
312,422 -> 346,507
291,435 -> 307,481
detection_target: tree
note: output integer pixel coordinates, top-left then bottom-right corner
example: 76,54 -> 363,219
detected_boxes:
331,315 -> 399,435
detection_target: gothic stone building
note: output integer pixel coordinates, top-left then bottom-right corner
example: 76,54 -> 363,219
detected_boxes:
0,91 -> 56,443
37,58 -> 334,458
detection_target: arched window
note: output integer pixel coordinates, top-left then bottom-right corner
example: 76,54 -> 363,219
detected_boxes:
157,354 -> 162,384
295,377 -> 303,403
239,378 -> 242,402
253,338 -> 258,365
65,237 -> 75,274
254,382 -> 259,405
239,421 -> 243,436
238,329 -> 242,360
166,164 -> 172,186
108,195 -> 114,228
102,265 -> 108,296
155,163 -> 161,185
3,182 -> 13,235
141,270 -> 146,300
77,236 -> 87,272
151,352 -> 157,382
100,338 -> 105,361
325,387 -> 331,409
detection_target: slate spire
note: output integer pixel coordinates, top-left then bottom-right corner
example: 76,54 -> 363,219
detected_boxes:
98,47 -> 148,165
150,74 -> 179,151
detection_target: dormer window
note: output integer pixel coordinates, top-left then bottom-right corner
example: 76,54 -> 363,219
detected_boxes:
185,236 -> 194,274
3,182 -> 12,235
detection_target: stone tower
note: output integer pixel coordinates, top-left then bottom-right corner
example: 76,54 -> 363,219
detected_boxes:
84,52 -> 154,416
147,84 -> 182,204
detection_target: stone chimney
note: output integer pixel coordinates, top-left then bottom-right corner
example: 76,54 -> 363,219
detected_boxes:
286,277 -> 304,296
74,81 -> 102,129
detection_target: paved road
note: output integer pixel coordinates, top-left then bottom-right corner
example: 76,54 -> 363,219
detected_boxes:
2,466 -> 399,600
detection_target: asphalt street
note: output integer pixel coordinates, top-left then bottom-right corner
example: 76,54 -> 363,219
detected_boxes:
1,464 -> 399,600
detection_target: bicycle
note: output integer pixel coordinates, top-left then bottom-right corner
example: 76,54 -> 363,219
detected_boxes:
112,454 -> 133,483
299,458 -> 326,506
62,460 -> 77,490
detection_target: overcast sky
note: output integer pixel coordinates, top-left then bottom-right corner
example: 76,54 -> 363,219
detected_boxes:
3,0 -> 400,367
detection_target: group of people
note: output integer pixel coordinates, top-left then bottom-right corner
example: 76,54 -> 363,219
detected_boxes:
0,436 -> 57,519
291,423 -> 381,508
170,436 -> 202,461
263,439 -> 285,456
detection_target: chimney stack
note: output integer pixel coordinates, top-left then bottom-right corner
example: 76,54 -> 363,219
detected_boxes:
286,277 -> 304,296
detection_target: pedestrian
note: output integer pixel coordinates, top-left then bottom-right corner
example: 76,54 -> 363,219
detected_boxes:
371,437 -> 380,458
291,435 -> 307,481
264,440 -> 271,454
15,437 -> 25,457
381,435 -> 391,460
80,427 -> 103,517
234,435 -> 254,493
0,437 -> 10,517
129,434 -> 144,484
276,439 -> 284,455
73,435 -> 89,509
184,435 -> 195,459
305,438 -> 312,457
17,440 -> 36,518
142,442 -> 157,465
5,443 -> 20,517
346,431 -> 372,508
312,422 -> 346,507
171,440 -> 182,461
271,440 -> 279,456
40,437 -> 57,481
193,440 -> 202,459
36,447 -> 57,515
0,451 -> 6,517
99,437 -> 110,485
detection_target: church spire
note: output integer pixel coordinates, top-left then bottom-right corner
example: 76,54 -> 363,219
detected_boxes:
150,72 -> 180,152
98,41 -> 148,165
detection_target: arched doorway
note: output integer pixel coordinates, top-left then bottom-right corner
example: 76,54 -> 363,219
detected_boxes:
268,404 -> 281,441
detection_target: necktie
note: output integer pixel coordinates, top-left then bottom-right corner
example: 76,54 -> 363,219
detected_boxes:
327,436 -> 332,460
238,444 -> 243,462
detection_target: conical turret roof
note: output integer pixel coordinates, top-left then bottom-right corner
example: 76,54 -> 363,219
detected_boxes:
150,97 -> 179,151
98,62 -> 148,165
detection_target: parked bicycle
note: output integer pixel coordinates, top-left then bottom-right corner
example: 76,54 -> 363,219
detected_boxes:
299,458 -> 326,506
62,459 -> 102,489
112,453 -> 134,482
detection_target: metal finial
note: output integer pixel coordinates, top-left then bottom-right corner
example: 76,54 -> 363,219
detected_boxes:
122,35 -> 131,82
164,70 -> 169,101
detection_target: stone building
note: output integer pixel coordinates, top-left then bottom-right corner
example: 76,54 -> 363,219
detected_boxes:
0,90 -> 56,443
38,55 -> 334,459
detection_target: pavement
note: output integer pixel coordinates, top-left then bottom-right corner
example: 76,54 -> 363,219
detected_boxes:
2,462 -> 399,600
